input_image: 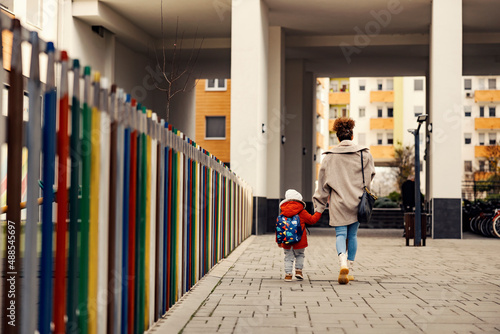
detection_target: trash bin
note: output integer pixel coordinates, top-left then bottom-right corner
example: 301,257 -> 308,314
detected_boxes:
404,212 -> 427,246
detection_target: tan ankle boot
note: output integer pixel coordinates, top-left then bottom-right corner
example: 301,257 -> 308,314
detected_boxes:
338,253 -> 349,284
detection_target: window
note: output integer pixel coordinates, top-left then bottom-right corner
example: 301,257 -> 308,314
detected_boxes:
1,0 -> 14,10
479,133 -> 485,145
387,133 -> 394,145
414,105 -> 423,117
27,0 -> 43,27
489,161 -> 497,173
331,81 -> 338,92
386,79 -> 394,90
359,80 -> 366,91
359,107 -> 365,118
340,81 -> 348,92
358,133 -> 366,145
205,79 -> 227,91
478,78 -> 485,90
206,79 -> 215,88
464,105 -> 472,117
479,160 -> 485,172
488,78 -> 496,90
205,116 -> 226,139
479,106 -> 485,117
329,133 -> 339,146
387,107 -> 394,118
377,108 -> 383,118
464,133 -> 471,145
377,79 -> 383,91
489,133 -> 497,145
489,106 -> 496,117
414,79 -> 423,91
330,107 -> 338,118
464,79 -> 472,90
464,161 -> 472,172
377,133 -> 383,145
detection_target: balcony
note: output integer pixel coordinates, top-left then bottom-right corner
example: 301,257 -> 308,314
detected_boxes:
370,91 -> 394,103
316,132 -> 325,149
475,145 -> 498,158
329,92 -> 350,105
474,90 -> 500,103
370,118 -> 394,130
328,119 -> 335,131
475,117 -> 500,130
370,145 -> 395,164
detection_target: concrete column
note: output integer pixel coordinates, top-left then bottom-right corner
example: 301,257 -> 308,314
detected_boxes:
429,0 -> 462,238
302,71 -> 314,201
266,26 -> 285,221
231,0 -> 269,234
284,60 -> 304,193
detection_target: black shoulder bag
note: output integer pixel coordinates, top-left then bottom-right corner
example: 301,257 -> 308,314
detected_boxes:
357,151 -> 377,223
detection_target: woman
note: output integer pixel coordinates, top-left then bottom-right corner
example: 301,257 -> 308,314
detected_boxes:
313,117 -> 375,284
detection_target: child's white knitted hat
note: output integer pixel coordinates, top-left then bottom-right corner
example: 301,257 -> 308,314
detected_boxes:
279,189 -> 306,208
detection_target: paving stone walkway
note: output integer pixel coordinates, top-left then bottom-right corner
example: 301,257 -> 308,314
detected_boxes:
152,229 -> 500,334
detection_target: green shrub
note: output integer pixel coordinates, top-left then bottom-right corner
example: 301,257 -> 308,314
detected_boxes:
388,191 -> 401,203
486,193 -> 500,201
374,197 -> 399,208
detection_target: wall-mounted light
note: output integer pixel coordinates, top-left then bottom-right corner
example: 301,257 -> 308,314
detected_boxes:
262,123 -> 266,133
427,123 -> 432,133
281,135 -> 286,144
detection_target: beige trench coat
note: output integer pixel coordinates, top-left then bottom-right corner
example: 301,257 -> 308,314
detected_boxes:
313,140 -> 376,227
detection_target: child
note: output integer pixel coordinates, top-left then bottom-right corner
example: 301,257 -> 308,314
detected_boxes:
277,189 -> 322,282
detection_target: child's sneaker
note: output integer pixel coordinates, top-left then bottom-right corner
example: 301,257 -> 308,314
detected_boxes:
295,269 -> 303,280
284,273 -> 293,282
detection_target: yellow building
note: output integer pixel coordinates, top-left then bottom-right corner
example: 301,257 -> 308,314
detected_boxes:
195,79 -> 231,165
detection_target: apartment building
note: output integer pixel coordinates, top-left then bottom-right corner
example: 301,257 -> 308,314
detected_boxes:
321,76 -> 427,194
462,76 -> 500,180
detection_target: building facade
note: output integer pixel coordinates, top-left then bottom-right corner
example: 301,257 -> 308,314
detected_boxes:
462,76 -> 500,177
321,77 -> 426,194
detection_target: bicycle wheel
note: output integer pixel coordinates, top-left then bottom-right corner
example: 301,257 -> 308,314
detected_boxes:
486,218 -> 495,237
480,218 -> 491,237
470,216 -> 477,233
471,216 -> 481,234
492,215 -> 500,238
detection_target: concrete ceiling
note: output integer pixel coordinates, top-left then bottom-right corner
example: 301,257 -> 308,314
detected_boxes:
96,0 -> 500,77
99,0 -> 231,39
99,0 -> 500,39
267,0 -> 431,36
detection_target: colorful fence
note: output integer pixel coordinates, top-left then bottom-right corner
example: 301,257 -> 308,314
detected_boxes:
0,17 -> 253,334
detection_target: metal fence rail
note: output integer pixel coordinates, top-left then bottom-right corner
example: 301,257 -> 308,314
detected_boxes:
462,180 -> 500,201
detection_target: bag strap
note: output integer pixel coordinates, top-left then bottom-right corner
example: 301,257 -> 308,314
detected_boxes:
361,150 -> 365,188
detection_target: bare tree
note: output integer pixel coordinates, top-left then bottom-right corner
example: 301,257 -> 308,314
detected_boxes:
393,141 -> 415,191
485,143 -> 500,180
154,0 -> 204,121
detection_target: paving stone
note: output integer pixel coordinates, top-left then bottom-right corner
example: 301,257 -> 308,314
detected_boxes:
155,229 -> 500,334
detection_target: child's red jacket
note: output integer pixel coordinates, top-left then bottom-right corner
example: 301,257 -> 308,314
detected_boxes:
277,201 -> 321,250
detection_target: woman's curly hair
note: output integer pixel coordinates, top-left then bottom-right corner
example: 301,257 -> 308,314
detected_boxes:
333,117 -> 355,141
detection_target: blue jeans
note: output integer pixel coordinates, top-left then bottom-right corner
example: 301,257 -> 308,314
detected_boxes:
334,222 -> 360,261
